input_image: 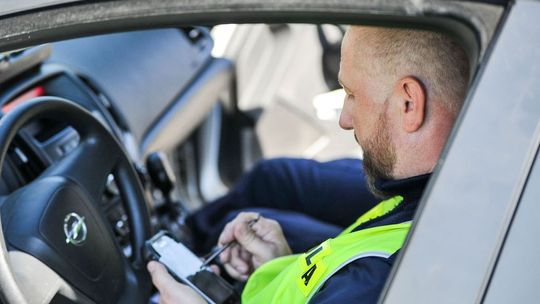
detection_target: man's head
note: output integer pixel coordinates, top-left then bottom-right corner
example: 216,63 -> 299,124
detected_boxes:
338,26 -> 469,197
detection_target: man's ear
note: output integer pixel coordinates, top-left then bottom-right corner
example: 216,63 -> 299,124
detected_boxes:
397,76 -> 426,133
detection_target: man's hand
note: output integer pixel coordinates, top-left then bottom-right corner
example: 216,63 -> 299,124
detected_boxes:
218,212 -> 292,281
147,261 -> 206,304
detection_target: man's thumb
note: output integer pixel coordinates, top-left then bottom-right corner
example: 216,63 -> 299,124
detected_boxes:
147,261 -> 175,290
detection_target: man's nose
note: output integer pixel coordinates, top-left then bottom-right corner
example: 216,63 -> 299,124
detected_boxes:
339,102 -> 354,130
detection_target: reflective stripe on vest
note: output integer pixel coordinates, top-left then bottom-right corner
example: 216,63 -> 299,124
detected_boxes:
242,196 -> 411,304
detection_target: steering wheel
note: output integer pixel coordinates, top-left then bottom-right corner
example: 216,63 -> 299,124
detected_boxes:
0,97 -> 152,303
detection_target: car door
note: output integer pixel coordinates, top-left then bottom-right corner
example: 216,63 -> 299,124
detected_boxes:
382,1 -> 540,302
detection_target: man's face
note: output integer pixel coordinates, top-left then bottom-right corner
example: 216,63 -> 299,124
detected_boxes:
338,29 -> 396,194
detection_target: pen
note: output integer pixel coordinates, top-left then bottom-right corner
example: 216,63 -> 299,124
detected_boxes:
200,215 -> 260,269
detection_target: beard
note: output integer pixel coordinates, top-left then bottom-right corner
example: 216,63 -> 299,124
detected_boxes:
360,113 -> 396,199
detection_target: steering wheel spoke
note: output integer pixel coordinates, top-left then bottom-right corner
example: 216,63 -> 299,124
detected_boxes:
40,136 -> 121,204
8,250 -> 94,304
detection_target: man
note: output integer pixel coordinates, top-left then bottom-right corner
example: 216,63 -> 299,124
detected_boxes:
147,25 -> 469,303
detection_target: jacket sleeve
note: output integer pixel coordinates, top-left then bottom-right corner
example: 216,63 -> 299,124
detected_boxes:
309,255 -> 395,304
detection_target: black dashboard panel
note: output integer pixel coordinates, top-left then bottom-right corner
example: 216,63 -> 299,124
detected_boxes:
48,28 -> 213,145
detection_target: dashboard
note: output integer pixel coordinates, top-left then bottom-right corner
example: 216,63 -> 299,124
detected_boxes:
0,27 -> 216,256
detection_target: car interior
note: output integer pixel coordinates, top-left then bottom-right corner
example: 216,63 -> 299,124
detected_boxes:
0,2 -> 506,301
0,24 -> 368,303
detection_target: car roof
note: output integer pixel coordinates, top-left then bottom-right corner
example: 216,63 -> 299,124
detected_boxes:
1,0 -> 80,17
0,0 -> 508,18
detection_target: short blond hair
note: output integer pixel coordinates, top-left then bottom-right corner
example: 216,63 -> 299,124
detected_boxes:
352,26 -> 470,114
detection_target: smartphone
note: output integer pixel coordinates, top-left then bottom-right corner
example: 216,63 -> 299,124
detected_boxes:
145,231 -> 239,304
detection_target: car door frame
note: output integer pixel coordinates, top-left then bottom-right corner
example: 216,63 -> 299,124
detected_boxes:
382,1 -> 540,302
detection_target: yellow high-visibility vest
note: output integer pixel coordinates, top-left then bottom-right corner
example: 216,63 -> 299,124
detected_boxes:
242,196 -> 410,303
